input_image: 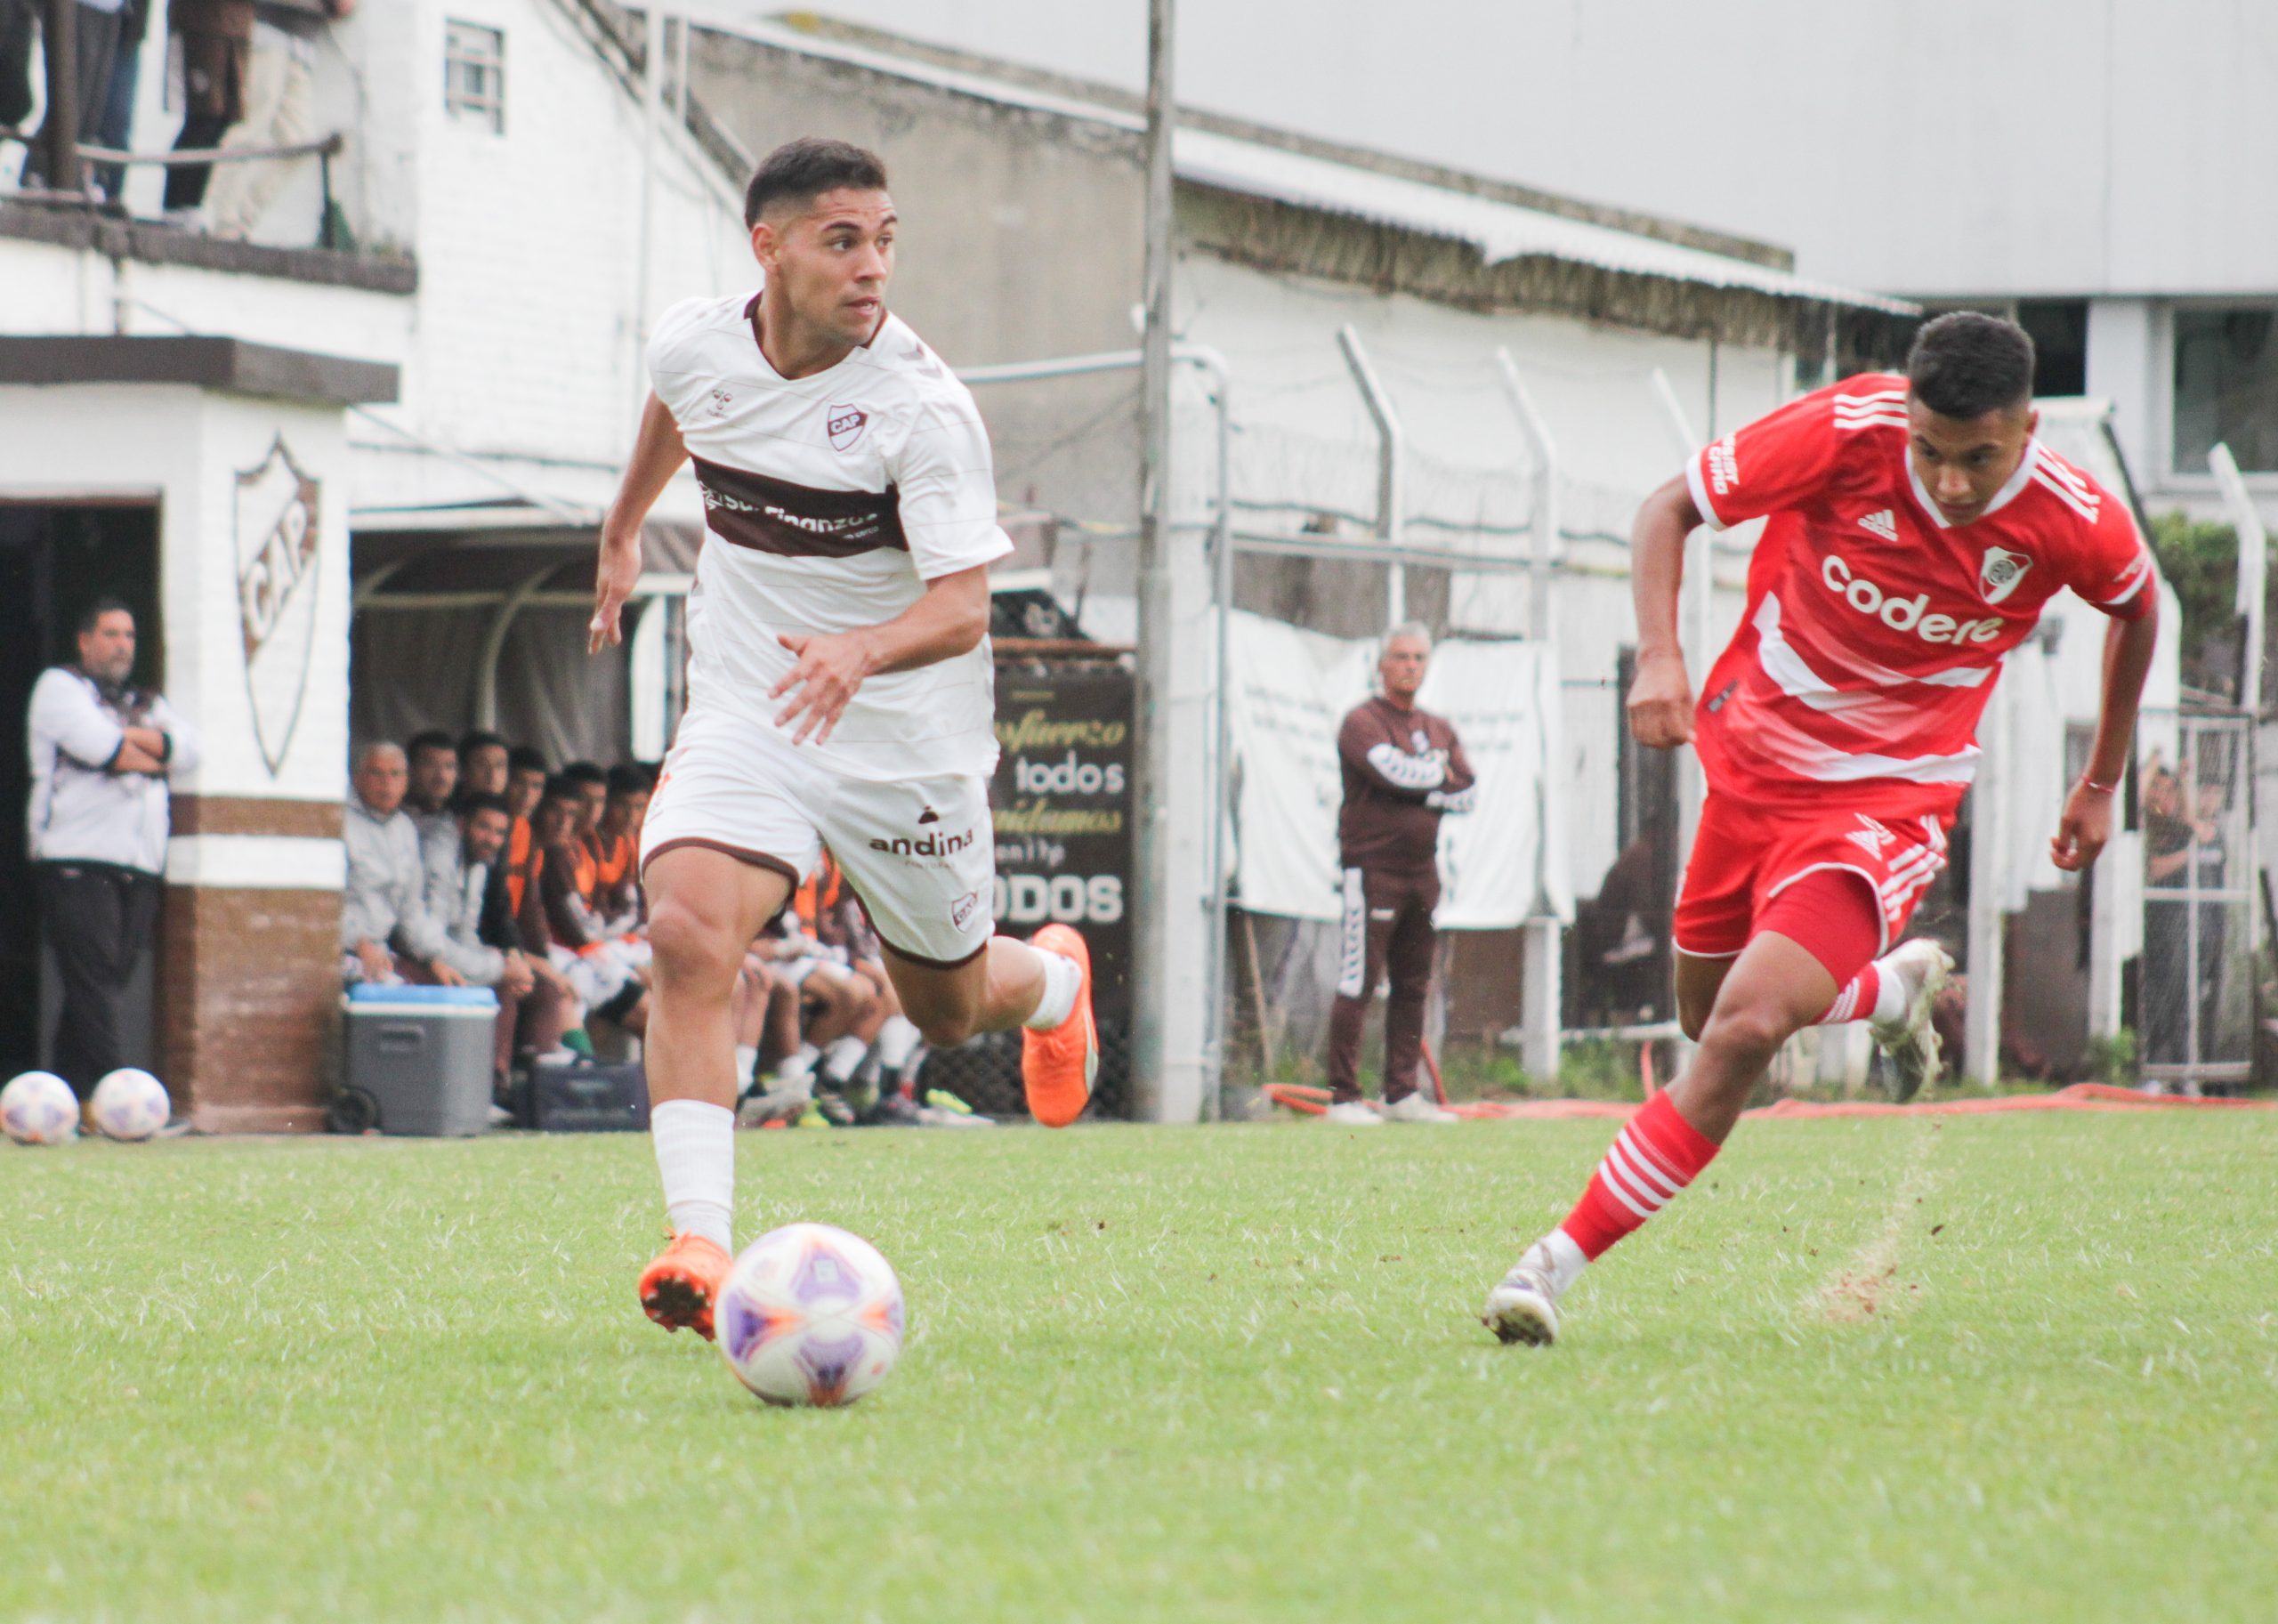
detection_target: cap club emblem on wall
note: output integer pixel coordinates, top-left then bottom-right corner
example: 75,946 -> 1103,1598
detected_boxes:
235,435 -> 322,776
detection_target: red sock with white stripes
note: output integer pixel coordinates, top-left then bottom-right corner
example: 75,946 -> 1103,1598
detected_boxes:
1556,1090 -> 1721,1262
1813,957 -> 1908,1026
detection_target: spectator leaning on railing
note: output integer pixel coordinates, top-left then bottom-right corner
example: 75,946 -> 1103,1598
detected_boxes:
163,0 -> 253,219
203,0 -> 352,239
341,741 -> 461,988
26,597 -> 199,1099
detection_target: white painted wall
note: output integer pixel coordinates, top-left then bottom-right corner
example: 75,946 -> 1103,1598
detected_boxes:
0,381 -> 358,885
380,0 -> 754,480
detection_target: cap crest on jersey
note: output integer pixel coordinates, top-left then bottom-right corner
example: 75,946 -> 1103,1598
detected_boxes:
827,403 -> 868,452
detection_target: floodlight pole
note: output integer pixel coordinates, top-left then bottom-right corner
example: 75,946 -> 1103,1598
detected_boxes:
1964,681 -> 2008,1088
634,6 -> 666,426
1494,348 -> 1563,1090
1338,325 -> 1405,627
1131,0 -> 1187,1119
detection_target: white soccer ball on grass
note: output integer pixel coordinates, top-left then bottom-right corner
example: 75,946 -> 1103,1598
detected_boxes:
716,1222 -> 905,1408
2,1071 -> 80,1145
90,1068 -> 172,1141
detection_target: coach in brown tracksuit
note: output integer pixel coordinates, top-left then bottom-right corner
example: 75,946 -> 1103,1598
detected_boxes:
1325,625 -> 1474,1122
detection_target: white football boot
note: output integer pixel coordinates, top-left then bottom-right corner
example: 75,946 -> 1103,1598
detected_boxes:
1481,1234 -> 1581,1346
1321,1099 -> 1383,1127
1381,1090 -> 1458,1124
1870,938 -> 1954,1103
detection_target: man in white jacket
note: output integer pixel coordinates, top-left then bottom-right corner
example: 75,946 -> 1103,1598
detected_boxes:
27,598 -> 198,1098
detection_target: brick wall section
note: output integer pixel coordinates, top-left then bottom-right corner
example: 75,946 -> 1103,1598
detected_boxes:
162,888 -> 343,1133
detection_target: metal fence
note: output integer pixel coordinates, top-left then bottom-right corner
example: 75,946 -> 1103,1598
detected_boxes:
2139,711 -> 2258,1091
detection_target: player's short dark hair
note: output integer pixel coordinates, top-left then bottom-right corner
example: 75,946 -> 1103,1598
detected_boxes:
507,745 -> 549,779
456,729 -> 508,760
1906,312 -> 2036,421
744,137 -> 889,227
605,763 -> 654,799
540,773 -> 585,807
75,595 -> 133,635
561,760 -> 607,788
457,790 -> 511,820
406,729 -> 456,765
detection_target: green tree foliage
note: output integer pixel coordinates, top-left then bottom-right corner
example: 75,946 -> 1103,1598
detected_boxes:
2147,510 -> 2246,692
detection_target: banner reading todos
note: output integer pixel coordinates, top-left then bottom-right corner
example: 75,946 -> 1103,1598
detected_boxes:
1224,610 -> 1571,928
990,662 -> 1134,1022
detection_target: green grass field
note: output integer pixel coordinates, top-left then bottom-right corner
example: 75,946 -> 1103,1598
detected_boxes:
5,1112 -> 2274,1622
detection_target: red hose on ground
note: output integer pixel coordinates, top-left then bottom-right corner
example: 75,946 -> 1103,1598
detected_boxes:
1267,1078 -> 2269,1120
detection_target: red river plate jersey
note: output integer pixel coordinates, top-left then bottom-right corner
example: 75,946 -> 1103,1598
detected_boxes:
1683,373 -> 2153,821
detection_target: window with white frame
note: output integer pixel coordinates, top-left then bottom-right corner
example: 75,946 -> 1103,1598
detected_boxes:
445,21 -> 505,133
2172,305 -> 2278,474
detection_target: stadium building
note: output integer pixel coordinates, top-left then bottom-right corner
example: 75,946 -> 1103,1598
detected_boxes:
0,4 -> 2186,1123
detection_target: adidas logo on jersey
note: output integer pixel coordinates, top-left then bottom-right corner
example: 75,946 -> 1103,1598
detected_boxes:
1857,509 -> 1898,542
1822,553 -> 2005,645
1846,815 -> 1897,856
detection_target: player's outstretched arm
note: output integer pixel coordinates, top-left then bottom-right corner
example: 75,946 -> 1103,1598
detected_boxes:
771,564 -> 991,746
2050,602 -> 2161,872
1627,475 -> 1704,748
590,392 -> 690,653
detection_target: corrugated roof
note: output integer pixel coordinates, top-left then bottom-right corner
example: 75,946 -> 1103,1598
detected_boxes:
711,17 -> 1917,317
1175,129 -> 1918,316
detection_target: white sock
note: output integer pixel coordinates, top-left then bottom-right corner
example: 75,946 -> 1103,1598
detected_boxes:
1523,1229 -> 1588,1297
821,1034 -> 869,1084
733,1045 -> 759,1085
874,1014 -> 921,1071
1870,960 -> 1909,1025
1023,949 -> 1083,1030
772,1044 -> 817,1082
650,1099 -> 733,1252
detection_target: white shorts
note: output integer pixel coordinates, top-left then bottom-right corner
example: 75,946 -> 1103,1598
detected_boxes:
642,705 -> 996,967
550,942 -> 634,1009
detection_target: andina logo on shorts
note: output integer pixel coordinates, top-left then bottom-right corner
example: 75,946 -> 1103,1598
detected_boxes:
870,826 -> 974,859
1821,553 -> 2003,646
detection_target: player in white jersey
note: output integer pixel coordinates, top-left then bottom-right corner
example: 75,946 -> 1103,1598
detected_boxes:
589,139 -> 1097,1341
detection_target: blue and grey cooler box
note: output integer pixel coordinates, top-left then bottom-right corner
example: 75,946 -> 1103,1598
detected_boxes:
343,983 -> 498,1136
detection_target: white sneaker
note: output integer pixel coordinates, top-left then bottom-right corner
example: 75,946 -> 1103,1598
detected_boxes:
1870,938 -> 1953,1103
1321,1099 -> 1382,1127
736,1069 -> 814,1127
1482,1253 -> 1561,1345
1381,1090 -> 1458,1124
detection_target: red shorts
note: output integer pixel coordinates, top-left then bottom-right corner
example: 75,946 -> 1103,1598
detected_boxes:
1673,792 -> 1951,966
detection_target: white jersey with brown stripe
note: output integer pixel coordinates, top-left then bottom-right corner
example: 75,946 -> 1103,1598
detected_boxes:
646,288 -> 1014,781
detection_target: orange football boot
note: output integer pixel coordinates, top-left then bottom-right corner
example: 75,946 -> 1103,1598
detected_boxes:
637,1232 -> 732,1340
1020,924 -> 1096,1128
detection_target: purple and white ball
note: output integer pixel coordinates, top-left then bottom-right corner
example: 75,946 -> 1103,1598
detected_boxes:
2,1071 -> 80,1145
716,1222 -> 905,1408
91,1069 -> 171,1142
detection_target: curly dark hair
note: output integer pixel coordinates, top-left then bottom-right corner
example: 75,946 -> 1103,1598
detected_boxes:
1907,311 -> 2035,420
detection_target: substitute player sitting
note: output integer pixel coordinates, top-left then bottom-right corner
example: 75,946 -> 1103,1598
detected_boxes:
1483,312 -> 2159,1346
590,138 -> 1096,1340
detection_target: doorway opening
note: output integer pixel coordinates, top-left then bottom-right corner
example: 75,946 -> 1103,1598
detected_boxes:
0,502 -> 164,1077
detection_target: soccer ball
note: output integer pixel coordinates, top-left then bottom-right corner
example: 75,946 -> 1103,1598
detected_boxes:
2,1071 -> 80,1145
716,1222 -> 905,1407
91,1068 -> 171,1141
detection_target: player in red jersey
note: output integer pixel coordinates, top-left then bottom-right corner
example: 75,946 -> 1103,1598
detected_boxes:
1482,312 -> 2160,1345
